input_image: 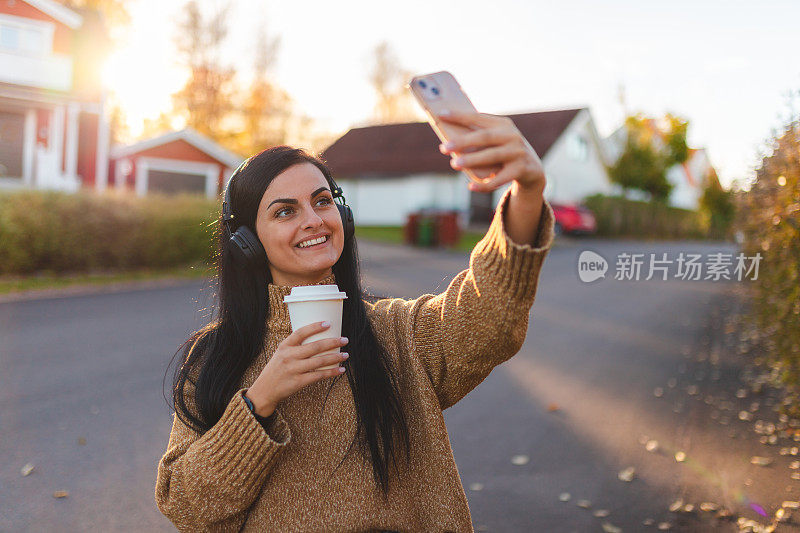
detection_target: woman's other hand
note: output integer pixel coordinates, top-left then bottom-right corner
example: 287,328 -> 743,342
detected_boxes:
245,321 -> 349,417
438,112 -> 546,194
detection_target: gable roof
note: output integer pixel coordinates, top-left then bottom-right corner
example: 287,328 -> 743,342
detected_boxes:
110,129 -> 243,168
320,108 -> 583,178
22,0 -> 83,28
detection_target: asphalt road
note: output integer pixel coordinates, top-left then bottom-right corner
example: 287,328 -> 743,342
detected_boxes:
1,237 -> 794,532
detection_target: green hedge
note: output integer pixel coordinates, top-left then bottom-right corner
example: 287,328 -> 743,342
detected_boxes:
0,190 -> 219,275
737,122 -> 800,390
583,194 -> 708,239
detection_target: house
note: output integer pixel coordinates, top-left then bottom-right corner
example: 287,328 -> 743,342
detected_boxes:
604,122 -> 717,210
0,0 -> 110,192
109,128 -> 243,198
320,108 -> 612,226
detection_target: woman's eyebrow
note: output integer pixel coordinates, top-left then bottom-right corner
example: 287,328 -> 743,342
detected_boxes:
267,187 -> 330,209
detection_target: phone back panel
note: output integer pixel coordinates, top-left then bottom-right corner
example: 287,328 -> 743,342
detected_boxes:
408,71 -> 477,144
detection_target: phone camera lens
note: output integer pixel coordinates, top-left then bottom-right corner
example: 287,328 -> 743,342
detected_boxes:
418,80 -> 427,89
431,87 -> 440,95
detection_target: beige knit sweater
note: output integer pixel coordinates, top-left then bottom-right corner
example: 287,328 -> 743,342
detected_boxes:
155,187 -> 554,532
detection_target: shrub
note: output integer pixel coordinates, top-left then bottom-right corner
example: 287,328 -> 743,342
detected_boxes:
736,119 -> 800,387
582,194 -> 707,239
0,190 -> 219,275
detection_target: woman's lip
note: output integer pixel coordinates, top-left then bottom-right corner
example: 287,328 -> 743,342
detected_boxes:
296,236 -> 330,250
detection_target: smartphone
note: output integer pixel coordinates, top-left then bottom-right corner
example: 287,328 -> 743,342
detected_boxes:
408,71 -> 496,182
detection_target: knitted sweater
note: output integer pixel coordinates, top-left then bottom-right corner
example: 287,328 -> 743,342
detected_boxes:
155,187 -> 555,532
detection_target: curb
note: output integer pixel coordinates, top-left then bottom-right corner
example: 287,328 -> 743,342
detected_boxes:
0,276 -> 209,304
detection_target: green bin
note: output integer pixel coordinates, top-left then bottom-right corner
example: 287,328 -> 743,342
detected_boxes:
417,216 -> 435,247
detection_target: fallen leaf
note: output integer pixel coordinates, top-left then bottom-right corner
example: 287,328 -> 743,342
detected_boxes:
675,451 -> 686,463
699,502 -> 719,512
601,522 -> 621,533
559,492 -> 571,502
53,491 -> 69,499
654,387 -> 664,398
546,403 -> 560,412
669,499 -> 684,512
594,509 -> 610,518
618,467 -> 635,482
782,501 -> 800,509
645,440 -> 659,453
657,522 -> 672,530
510,455 -> 529,466
21,463 -> 35,477
750,456 -> 773,467
576,499 -> 592,509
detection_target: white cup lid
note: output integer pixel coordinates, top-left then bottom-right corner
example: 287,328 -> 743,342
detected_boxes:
283,284 -> 348,303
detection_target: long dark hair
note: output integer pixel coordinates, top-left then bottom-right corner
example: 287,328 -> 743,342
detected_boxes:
165,146 -> 411,497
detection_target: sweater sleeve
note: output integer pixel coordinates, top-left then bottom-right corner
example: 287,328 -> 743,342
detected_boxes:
367,187 -> 554,411
155,383 -> 291,532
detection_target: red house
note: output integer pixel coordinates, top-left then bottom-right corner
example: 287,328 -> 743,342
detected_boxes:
109,129 -> 243,198
0,0 -> 110,192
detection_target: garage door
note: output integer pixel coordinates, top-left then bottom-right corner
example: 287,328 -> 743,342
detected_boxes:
0,111 -> 24,179
147,169 -> 206,194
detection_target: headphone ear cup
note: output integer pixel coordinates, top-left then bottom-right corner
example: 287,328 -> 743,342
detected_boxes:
337,203 -> 355,242
229,225 -> 268,267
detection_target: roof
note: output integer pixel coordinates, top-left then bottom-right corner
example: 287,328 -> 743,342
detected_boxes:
110,129 -> 243,168
320,108 -> 583,178
22,0 -> 83,28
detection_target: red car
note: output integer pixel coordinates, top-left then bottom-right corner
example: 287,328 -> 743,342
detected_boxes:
550,203 -> 597,236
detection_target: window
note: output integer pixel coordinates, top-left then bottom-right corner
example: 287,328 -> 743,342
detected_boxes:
0,21 -> 46,54
567,134 -> 589,162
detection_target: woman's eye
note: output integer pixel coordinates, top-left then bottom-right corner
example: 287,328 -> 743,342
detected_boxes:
275,197 -> 332,218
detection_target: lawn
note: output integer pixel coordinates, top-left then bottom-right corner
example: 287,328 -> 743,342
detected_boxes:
356,225 -> 487,253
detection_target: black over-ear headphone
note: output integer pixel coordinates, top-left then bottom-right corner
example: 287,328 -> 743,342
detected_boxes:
221,158 -> 355,268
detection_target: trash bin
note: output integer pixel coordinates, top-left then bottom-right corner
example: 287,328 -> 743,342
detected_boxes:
435,211 -> 461,246
417,216 -> 435,247
403,213 -> 419,245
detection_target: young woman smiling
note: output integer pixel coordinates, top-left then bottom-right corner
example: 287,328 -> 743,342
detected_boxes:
156,111 -> 554,532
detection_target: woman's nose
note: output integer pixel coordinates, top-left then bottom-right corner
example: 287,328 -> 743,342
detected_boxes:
300,206 -> 324,228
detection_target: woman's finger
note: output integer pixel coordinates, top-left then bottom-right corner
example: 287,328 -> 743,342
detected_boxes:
440,127 -> 517,154
467,160 -> 526,193
451,144 -> 526,170
437,111 -> 503,130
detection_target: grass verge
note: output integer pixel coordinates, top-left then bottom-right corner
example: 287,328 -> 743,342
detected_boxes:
0,262 -> 210,296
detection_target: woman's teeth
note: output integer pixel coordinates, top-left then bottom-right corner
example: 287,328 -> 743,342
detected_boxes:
297,236 -> 329,248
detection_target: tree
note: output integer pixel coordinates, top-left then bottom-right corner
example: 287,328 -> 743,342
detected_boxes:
368,42 -> 421,124
699,169 -> 734,238
608,113 -> 690,202
170,1 -> 236,143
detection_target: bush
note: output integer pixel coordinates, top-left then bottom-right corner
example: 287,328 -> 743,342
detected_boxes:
582,194 -> 708,239
0,190 -> 219,275
736,120 -> 800,388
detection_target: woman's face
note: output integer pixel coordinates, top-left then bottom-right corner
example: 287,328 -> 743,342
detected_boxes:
255,162 -> 345,286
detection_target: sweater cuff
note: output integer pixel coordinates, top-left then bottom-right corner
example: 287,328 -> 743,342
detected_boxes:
191,388 -> 291,492
469,186 -> 554,300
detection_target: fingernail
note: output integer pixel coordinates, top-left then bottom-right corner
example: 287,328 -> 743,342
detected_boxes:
338,366 -> 346,373
444,141 -> 455,149
321,321 -> 330,327
340,337 -> 348,344
341,352 -> 349,359
452,157 -> 463,167
439,143 -> 448,154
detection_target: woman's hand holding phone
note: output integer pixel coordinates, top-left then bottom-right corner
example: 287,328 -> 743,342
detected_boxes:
438,112 -> 547,195
245,321 -> 348,417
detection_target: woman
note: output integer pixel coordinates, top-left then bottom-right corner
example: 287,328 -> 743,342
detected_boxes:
155,111 -> 555,532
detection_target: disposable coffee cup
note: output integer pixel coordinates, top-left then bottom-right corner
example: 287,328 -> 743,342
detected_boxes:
283,285 -> 348,370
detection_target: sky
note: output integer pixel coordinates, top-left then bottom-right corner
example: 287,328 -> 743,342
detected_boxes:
102,0 -> 800,189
